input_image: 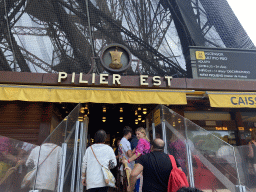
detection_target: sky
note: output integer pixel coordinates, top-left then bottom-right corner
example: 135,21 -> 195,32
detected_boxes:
227,0 -> 256,45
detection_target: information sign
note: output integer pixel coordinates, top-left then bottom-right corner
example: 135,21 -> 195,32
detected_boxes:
190,47 -> 256,80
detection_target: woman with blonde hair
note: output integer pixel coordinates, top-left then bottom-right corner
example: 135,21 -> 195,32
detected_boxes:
127,127 -> 150,163
126,127 -> 150,192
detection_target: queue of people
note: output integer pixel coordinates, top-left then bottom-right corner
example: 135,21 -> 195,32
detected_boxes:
81,126 -> 200,192
0,126 -> 204,192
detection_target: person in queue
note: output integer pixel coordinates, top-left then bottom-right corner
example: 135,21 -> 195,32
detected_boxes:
81,130 -> 116,192
124,138 -> 181,192
25,142 -> 62,192
126,127 -> 150,192
119,126 -> 134,169
127,127 -> 150,164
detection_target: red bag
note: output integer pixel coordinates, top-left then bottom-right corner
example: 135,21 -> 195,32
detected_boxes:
167,155 -> 189,192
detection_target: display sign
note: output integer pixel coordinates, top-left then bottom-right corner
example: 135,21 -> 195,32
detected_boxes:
154,109 -> 161,126
208,92 -> 256,108
190,47 -> 256,80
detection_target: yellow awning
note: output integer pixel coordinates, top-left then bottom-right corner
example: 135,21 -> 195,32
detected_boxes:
0,84 -> 188,105
208,91 -> 256,108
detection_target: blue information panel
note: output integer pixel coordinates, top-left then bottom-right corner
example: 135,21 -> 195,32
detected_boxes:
190,47 -> 256,80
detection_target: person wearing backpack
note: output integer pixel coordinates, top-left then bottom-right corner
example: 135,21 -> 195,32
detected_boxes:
124,138 -> 188,192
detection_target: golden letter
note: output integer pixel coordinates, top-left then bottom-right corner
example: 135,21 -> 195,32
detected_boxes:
58,72 -> 67,83
71,72 -> 75,84
153,76 -> 161,86
113,74 -> 121,85
100,74 -> 109,84
165,76 -> 173,87
140,75 -> 148,86
92,73 -> 96,84
79,73 -> 88,84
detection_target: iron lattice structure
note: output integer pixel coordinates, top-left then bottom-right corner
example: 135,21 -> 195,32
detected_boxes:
0,0 -> 254,77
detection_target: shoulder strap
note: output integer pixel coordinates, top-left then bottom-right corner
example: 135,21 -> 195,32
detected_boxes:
90,146 -> 103,167
39,145 -> 58,167
169,155 -> 177,169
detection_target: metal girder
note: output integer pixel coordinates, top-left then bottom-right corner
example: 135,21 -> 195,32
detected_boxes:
3,27 -> 31,72
0,48 -> 12,71
0,38 -> 53,73
12,26 -> 48,36
58,0 -> 185,76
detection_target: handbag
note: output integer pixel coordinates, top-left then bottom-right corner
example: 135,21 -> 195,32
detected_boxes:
90,146 -> 116,188
21,145 -> 58,189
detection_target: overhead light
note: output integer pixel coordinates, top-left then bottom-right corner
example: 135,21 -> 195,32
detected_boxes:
78,116 -> 84,121
62,106 -> 66,109
142,120 -> 145,123
66,111 -> 69,113
102,117 -> 106,122
80,107 -> 85,113
120,107 -> 123,112
138,107 -> 141,111
135,122 -> 138,124
138,115 -> 141,118
135,119 -> 138,122
135,110 -> 138,115
117,132 -> 119,134
119,117 -> 123,122
178,118 -> 181,123
138,117 -> 142,121
85,104 -> 88,110
103,106 -> 106,112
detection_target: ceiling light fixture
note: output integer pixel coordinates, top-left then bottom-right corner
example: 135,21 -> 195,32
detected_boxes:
120,107 -> 123,112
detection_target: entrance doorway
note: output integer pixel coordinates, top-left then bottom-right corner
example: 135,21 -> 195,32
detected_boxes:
86,103 -> 157,146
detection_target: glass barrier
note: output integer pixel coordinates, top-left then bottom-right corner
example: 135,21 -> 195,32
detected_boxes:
0,136 -> 38,192
0,103 -> 82,192
28,103 -> 81,192
236,144 -> 256,191
159,105 -> 246,192
186,119 -> 240,191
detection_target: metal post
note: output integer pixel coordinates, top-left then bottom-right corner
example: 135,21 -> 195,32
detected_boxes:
235,185 -> 246,192
76,117 -> 89,192
57,143 -> 67,192
152,109 -> 156,140
184,119 -> 195,188
160,105 -> 168,153
76,122 -> 84,192
146,118 -> 149,139
162,121 -> 167,154
152,123 -> 156,140
70,121 -> 80,192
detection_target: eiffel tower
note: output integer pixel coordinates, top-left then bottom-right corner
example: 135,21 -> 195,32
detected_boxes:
0,0 -> 254,77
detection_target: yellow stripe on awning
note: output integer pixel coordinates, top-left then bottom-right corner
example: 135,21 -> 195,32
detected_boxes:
208,91 -> 256,108
0,84 -> 188,105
